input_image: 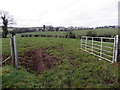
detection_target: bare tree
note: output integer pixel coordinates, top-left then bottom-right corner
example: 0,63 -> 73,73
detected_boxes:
0,11 -> 14,38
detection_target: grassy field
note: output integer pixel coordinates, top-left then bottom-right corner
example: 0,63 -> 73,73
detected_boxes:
2,37 -> 119,88
17,28 -> 118,37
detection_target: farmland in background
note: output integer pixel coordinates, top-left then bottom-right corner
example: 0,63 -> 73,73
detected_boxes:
0,27 -> 118,38
74,28 -> 118,37
17,28 -> 118,37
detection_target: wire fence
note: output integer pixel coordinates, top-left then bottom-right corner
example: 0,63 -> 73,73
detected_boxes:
81,35 -> 119,63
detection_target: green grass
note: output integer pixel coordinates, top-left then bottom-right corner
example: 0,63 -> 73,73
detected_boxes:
2,37 -> 119,88
2,65 -> 39,88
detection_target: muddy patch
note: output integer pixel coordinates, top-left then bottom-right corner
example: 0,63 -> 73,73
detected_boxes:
19,48 -> 59,74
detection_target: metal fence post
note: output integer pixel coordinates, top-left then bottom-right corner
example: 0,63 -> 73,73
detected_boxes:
11,34 -> 18,69
114,35 -> 119,62
13,35 -> 18,69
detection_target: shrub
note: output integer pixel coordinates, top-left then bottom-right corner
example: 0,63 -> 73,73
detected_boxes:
59,36 -> 62,38
29,34 -> 32,37
98,33 -> 112,37
34,35 -> 38,37
86,30 -> 97,37
46,35 -> 49,37
21,35 -> 25,37
65,35 -> 68,38
49,35 -> 52,37
54,35 -> 58,37
66,31 -> 76,38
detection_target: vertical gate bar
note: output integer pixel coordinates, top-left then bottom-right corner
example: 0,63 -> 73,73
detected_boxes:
113,36 -> 116,63
92,37 -> 93,53
81,36 -> 82,49
100,37 -> 103,57
85,37 -> 86,50
85,36 -> 87,51
84,37 -> 86,49
114,35 -> 119,62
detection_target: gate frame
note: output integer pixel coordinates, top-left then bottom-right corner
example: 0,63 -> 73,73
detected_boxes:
81,35 -> 119,63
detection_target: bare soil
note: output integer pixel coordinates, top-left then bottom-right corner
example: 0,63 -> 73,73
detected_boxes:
19,48 -> 59,74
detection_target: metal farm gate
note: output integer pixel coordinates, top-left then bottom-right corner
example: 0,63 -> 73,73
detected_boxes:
81,35 -> 118,63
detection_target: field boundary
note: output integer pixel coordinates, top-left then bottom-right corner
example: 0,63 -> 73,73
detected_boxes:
81,35 -> 119,63
20,34 -> 81,39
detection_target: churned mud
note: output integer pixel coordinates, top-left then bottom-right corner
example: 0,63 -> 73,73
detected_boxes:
19,48 -> 59,74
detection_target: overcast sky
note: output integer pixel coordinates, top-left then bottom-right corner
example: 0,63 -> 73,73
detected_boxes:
0,0 -> 119,27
